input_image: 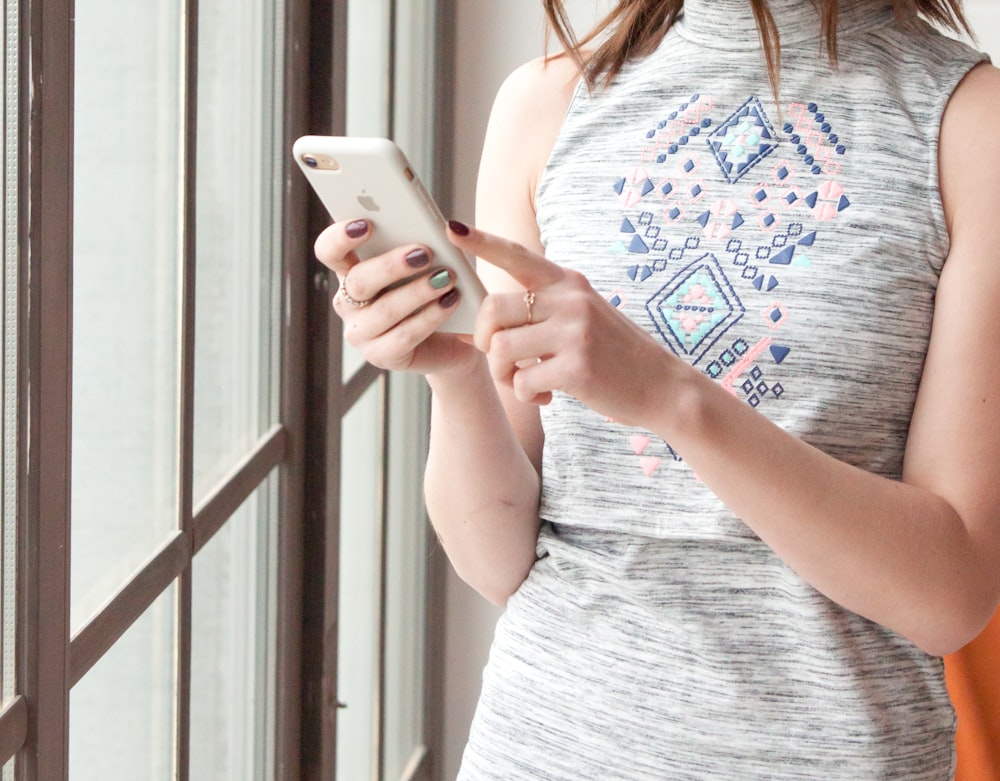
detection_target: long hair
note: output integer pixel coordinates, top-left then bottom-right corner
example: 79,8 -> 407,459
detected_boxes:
543,0 -> 972,96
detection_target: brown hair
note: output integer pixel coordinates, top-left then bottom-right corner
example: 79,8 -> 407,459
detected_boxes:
543,0 -> 972,96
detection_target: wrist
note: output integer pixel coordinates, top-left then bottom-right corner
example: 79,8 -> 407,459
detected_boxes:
425,348 -> 490,397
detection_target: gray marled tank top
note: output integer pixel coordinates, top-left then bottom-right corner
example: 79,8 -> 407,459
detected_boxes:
458,1 -> 987,778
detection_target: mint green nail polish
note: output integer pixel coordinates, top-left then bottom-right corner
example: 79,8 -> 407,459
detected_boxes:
429,269 -> 451,289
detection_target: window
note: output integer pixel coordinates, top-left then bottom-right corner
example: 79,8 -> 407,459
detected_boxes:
0,0 -> 451,778
299,1 -> 446,778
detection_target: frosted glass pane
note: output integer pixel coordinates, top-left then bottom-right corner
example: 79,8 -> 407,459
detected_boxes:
191,474 -> 277,781
337,379 -> 383,781
71,0 -> 183,633
193,0 -> 283,504
383,374 -> 429,780
1,0 -> 18,716
69,586 -> 176,780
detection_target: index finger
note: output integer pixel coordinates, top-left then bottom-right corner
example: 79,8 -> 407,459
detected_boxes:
447,221 -> 563,290
313,218 -> 372,277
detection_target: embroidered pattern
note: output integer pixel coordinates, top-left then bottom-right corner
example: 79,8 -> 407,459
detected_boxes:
606,92 -> 850,476
782,101 -> 847,177
642,94 -> 715,164
646,254 -> 745,365
707,97 -> 780,184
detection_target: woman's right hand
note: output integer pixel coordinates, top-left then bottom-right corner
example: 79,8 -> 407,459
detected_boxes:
314,218 -> 479,377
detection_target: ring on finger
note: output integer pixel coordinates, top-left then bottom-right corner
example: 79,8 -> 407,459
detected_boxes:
523,290 -> 536,325
339,269 -> 372,308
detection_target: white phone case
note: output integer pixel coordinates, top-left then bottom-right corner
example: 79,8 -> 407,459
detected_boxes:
293,135 -> 486,334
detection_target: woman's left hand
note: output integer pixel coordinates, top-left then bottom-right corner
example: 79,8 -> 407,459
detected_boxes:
451,223 -> 683,429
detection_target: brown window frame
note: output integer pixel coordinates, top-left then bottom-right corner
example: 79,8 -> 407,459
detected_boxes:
0,0 -> 455,778
4,0 -> 308,777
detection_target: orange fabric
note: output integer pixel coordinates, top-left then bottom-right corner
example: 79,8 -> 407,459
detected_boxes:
946,608 -> 1000,781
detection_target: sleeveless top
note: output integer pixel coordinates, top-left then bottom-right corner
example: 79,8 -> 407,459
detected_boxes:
459,2 -> 988,779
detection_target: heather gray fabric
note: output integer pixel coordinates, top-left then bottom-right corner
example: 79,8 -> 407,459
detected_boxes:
458,1 -> 987,778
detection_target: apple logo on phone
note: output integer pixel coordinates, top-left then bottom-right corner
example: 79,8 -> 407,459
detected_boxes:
357,190 -> 380,212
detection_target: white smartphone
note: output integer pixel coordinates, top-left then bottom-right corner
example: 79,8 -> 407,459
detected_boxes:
293,135 -> 486,334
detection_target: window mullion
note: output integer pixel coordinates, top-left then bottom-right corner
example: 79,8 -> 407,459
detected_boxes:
0,697 -> 26,766
274,0 -> 312,773
20,0 -> 74,778
174,0 -> 200,778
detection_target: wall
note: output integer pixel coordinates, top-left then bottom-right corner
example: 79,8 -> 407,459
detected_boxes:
443,6 -> 612,778
442,2 -> 999,780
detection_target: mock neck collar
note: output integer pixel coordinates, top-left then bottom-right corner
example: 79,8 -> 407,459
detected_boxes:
673,0 -> 900,51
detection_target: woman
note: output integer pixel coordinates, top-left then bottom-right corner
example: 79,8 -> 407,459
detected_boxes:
316,0 -> 1000,776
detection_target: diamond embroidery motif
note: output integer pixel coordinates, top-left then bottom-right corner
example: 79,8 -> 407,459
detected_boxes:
647,253 -> 745,365
707,96 -> 780,184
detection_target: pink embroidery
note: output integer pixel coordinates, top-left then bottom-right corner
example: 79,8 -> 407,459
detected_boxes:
700,198 -> 742,240
620,167 -> 653,208
721,336 -> 773,396
640,456 -> 662,477
630,435 -> 651,455
765,302 -> 790,330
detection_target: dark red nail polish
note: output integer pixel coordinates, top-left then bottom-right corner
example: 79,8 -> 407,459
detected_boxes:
439,289 -> 460,309
448,220 -> 471,237
346,220 -> 369,238
406,248 -> 430,268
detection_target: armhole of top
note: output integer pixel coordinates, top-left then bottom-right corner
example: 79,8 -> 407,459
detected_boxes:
928,47 -> 992,273
533,73 -> 589,233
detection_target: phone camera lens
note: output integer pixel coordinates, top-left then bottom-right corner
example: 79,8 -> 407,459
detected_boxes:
303,155 -> 319,169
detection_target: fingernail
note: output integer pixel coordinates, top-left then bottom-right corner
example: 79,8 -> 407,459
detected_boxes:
429,269 -> 452,289
406,248 -> 430,268
346,220 -> 369,238
439,289 -> 460,309
448,220 -> 471,237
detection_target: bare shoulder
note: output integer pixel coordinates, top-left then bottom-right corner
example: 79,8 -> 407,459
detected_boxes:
904,62 -> 1000,528
478,53 -> 585,232
939,62 -> 1000,236
490,52 -> 584,126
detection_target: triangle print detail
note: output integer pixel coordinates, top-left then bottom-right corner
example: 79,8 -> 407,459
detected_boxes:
707,96 -> 780,185
640,456 -> 662,477
769,245 -> 795,266
630,435 -> 651,455
770,344 -> 791,364
629,235 -> 650,254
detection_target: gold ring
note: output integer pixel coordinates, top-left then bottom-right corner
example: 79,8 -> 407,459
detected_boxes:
339,270 -> 372,308
524,290 -> 536,325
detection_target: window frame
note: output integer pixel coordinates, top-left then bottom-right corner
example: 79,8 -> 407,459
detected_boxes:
1,0 -> 309,776
0,0 -> 453,778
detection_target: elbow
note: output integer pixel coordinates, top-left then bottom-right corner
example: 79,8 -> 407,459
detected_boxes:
904,592 -> 1000,658
452,561 -> 528,608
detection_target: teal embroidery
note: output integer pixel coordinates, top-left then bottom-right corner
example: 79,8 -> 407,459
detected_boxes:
647,253 -> 745,366
707,96 -> 780,184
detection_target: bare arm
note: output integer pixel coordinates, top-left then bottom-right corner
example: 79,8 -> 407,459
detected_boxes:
423,56 -> 582,604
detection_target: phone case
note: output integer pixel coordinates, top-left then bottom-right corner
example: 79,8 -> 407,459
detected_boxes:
293,135 -> 486,334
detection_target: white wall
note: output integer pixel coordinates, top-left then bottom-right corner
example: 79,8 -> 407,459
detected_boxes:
443,5 -> 611,777
442,3 -> 1000,779
966,0 -> 1000,55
